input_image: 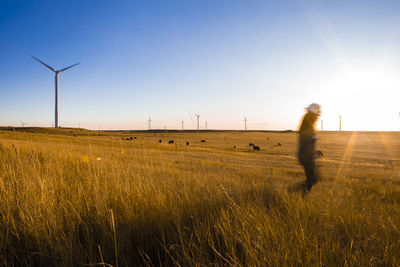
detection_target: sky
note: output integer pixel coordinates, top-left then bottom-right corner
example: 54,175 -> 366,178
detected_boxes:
1,0 -> 400,131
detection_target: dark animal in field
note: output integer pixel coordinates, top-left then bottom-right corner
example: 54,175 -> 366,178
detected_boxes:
159,140 -> 162,143
249,143 -> 260,151
201,140 -> 206,143
186,142 -> 190,146
232,144 -> 237,149
168,140 -> 174,144
134,137 -> 137,139
277,143 -> 282,146
125,138 -> 131,141
129,137 -> 134,140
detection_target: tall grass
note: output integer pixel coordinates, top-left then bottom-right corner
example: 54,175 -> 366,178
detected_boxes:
0,130 -> 399,266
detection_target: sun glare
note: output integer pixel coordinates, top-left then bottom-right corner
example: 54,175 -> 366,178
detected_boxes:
321,65 -> 400,131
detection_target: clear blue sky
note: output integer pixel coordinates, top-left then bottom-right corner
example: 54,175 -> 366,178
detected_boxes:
1,0 -> 400,130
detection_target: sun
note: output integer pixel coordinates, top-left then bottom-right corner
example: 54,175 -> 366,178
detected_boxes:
320,65 -> 400,131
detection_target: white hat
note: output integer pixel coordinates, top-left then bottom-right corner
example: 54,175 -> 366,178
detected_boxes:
306,103 -> 321,115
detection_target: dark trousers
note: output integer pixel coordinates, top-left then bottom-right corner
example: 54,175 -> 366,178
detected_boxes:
300,157 -> 318,191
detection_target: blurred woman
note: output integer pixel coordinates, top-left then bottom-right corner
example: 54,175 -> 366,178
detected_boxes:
298,103 -> 322,192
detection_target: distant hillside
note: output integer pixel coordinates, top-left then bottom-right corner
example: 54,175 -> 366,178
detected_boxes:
0,127 -> 92,135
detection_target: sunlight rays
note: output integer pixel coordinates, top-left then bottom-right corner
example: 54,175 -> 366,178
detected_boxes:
335,131 -> 358,180
377,131 -> 399,178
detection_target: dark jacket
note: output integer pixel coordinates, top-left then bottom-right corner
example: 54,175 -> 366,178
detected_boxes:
298,113 -> 317,164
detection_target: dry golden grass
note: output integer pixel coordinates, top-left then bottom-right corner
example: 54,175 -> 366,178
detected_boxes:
0,128 -> 399,266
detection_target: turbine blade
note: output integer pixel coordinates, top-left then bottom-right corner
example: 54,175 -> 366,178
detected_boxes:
59,62 -> 80,72
31,55 -> 55,72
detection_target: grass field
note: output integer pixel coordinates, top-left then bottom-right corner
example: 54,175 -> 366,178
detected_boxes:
0,128 -> 399,266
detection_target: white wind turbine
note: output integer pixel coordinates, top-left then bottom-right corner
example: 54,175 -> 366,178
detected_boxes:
31,55 -> 79,128
195,114 -> 200,131
147,117 -> 152,130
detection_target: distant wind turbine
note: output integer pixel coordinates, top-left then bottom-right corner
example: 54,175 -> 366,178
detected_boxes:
31,55 -> 79,128
147,117 -> 152,130
195,114 -> 200,131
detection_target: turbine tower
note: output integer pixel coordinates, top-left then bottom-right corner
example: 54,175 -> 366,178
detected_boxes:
181,120 -> 184,131
244,116 -> 247,131
31,55 -> 79,128
339,115 -> 342,131
195,114 -> 200,131
147,117 -> 152,130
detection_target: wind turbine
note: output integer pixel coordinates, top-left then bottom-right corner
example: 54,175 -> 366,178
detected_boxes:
195,114 -> 200,131
244,116 -> 247,131
147,117 -> 152,130
31,55 -> 79,128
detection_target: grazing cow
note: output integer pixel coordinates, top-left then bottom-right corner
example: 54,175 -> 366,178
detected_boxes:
168,140 -> 174,144
201,140 -> 206,143
134,137 -> 137,139
129,137 -> 133,140
125,138 -> 131,141
232,144 -> 237,149
159,140 -> 162,143
277,143 -> 282,146
186,142 -> 190,146
249,143 -> 260,151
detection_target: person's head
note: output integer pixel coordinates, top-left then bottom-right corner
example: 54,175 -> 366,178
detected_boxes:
305,103 -> 321,125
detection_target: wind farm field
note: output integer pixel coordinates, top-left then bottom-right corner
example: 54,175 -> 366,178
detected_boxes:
0,128 -> 399,266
